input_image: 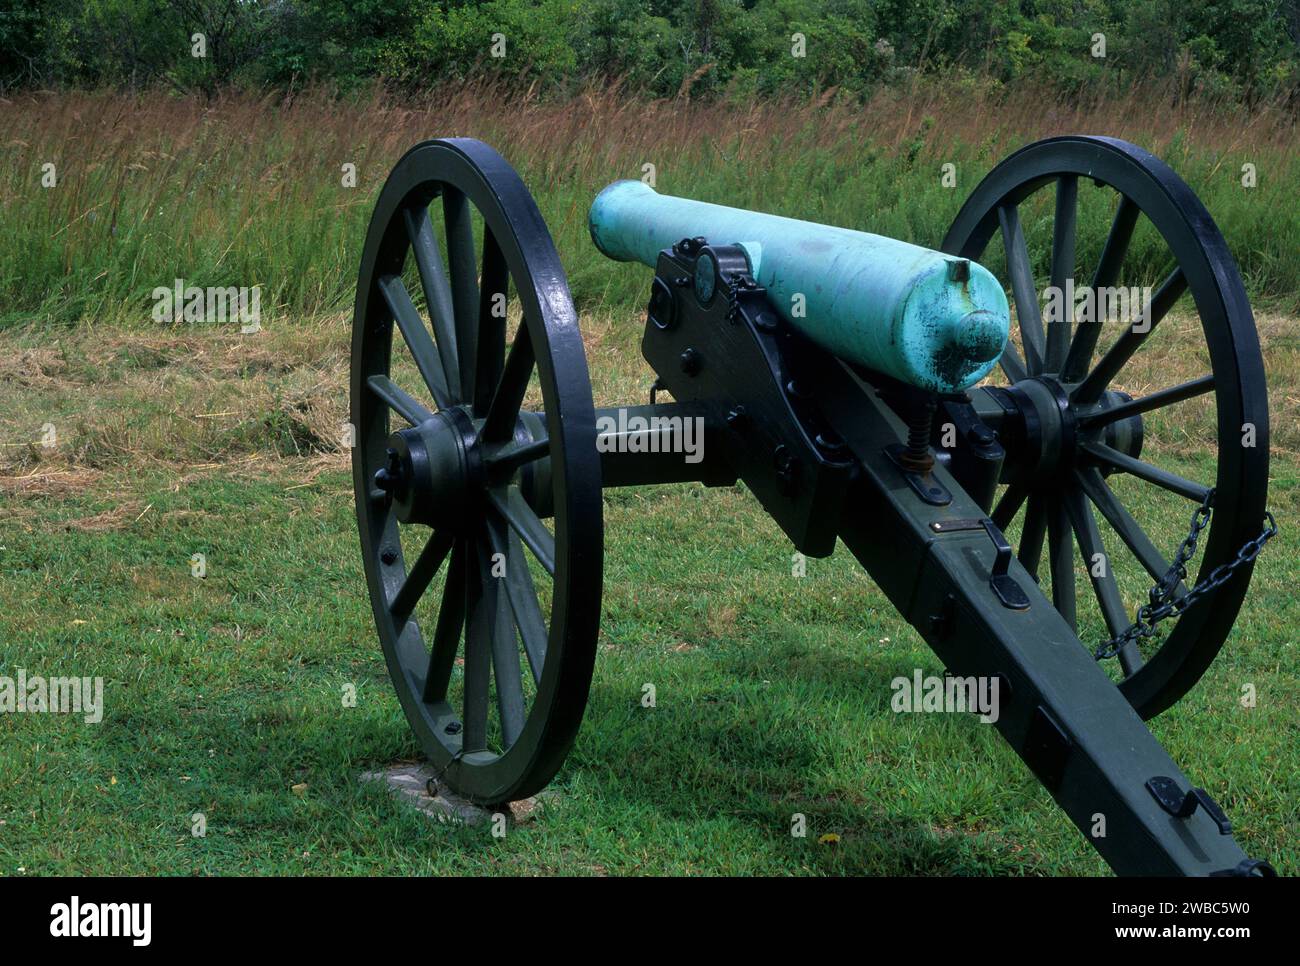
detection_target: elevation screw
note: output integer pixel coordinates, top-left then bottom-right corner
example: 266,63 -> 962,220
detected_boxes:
899,396 -> 937,475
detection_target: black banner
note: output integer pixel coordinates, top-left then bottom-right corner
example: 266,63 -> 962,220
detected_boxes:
0,875 -> 1291,951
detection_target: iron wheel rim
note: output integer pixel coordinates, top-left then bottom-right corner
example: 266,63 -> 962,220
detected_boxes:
351,138 -> 603,802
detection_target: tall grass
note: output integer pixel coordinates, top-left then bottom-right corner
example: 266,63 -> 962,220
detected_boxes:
1,79 -> 1296,329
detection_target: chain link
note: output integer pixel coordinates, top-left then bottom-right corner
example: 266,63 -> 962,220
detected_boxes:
1094,488 -> 1279,661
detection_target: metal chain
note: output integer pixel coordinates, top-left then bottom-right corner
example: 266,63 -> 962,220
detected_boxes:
1095,489 -> 1279,661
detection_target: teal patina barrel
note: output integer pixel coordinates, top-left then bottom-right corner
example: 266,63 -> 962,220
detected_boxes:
589,180 -> 1010,393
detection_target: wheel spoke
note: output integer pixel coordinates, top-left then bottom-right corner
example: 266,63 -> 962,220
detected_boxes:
1046,496 -> 1076,630
461,536 -> 493,752
1079,374 -> 1213,429
422,540 -> 467,703
378,274 -> 451,410
1046,175 -> 1077,373
1091,195 -> 1142,290
392,530 -> 454,628
483,435 -> 550,475
1080,441 -> 1211,503
366,374 -> 433,426
997,204 -> 1045,375
492,594 -> 526,748
481,323 -> 535,442
1062,195 -> 1141,381
1018,493 -> 1047,579
487,486 -> 556,577
486,512 -> 548,686
478,532 -> 527,749
444,187 -> 479,404
1063,487 -> 1130,635
474,230 -> 509,415
1064,486 -> 1143,674
1000,344 -> 1029,384
1118,643 -> 1143,677
1075,467 -> 1181,589
991,479 -> 1028,530
1073,267 -> 1189,403
404,205 -> 461,402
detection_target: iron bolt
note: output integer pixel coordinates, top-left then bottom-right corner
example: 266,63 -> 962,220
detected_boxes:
374,447 -> 404,496
445,721 -> 463,735
680,348 -> 702,376
672,236 -> 707,257
815,431 -> 847,457
726,406 -> 750,431
753,311 -> 778,332
773,445 -> 800,494
381,546 -> 398,565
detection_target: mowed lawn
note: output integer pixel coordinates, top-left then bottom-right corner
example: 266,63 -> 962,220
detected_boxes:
0,308 -> 1297,876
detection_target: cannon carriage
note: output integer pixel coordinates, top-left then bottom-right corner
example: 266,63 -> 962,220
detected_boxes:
350,135 -> 1275,876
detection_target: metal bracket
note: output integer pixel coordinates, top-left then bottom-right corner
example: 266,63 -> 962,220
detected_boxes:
929,517 -> 986,533
981,519 -> 1030,610
641,245 -> 853,557
1146,776 -> 1233,835
927,517 -> 1030,610
1023,705 -> 1072,790
885,444 -> 952,505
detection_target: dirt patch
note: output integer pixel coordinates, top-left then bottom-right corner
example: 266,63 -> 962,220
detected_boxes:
62,500 -> 145,532
0,322 -> 353,473
0,467 -> 104,497
0,347 -> 70,388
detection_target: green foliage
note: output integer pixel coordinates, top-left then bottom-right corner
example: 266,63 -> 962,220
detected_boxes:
3,0 -> 1297,103
383,0 -> 582,87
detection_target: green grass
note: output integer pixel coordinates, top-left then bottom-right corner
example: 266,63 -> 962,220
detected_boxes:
0,310 -> 1295,876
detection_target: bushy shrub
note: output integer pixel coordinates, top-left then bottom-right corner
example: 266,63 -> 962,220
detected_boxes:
2,0 -> 1295,106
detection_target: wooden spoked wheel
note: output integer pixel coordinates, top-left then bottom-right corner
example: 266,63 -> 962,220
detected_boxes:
351,139 -> 602,803
943,136 -> 1270,719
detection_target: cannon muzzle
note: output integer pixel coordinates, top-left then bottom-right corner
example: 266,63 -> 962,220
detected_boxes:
589,180 -> 1009,392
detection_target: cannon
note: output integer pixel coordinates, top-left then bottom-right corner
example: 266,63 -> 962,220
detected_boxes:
350,135 -> 1276,876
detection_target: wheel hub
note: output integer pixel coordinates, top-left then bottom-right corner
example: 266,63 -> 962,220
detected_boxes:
375,407 -> 482,531
1001,377 -> 1143,485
